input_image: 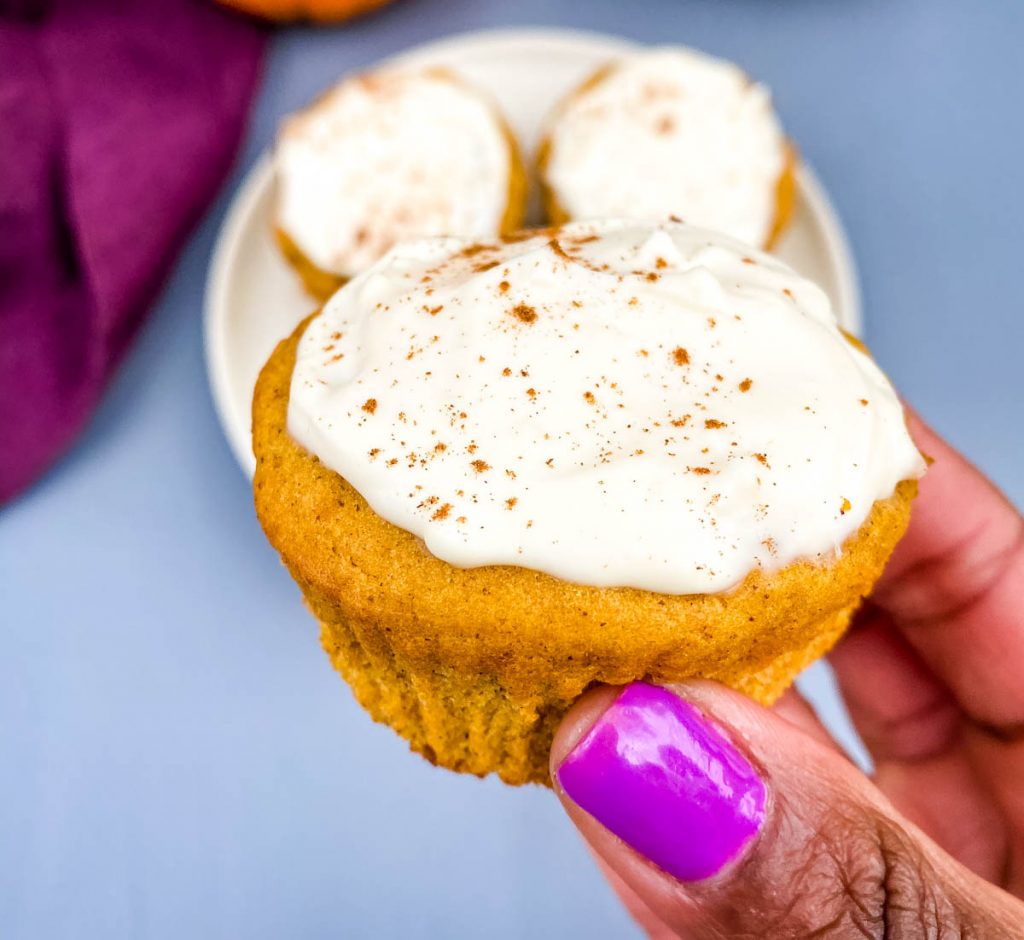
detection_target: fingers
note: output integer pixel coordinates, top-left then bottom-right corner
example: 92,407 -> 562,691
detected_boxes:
590,851 -> 679,940
963,723 -> 1024,895
552,682 -> 1024,939
830,608 -> 960,766
829,611 -> 1011,883
771,686 -> 839,749
827,412 -> 1024,885
875,410 -> 1024,731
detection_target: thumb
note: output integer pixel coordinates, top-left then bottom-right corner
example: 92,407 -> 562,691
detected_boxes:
551,682 -> 1022,939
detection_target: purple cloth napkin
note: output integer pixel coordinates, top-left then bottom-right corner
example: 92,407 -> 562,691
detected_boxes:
0,0 -> 266,504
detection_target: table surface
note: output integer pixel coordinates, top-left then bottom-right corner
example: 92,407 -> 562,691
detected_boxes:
3,2 -> 1022,937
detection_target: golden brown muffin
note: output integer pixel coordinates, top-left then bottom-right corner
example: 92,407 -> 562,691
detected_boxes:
253,219 -> 923,786
274,68 -> 528,302
538,48 -> 797,250
219,0 -> 396,24
254,317 -> 916,786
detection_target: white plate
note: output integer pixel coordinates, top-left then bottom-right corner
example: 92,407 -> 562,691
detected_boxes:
205,27 -> 862,478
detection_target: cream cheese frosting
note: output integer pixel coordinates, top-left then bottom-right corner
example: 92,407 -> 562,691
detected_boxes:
275,68 -> 512,278
288,220 -> 924,594
542,47 -> 788,248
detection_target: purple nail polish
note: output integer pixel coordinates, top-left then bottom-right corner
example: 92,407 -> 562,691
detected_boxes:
556,682 -> 766,882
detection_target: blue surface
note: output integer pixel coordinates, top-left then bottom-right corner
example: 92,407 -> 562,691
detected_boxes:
3,2 -> 1023,937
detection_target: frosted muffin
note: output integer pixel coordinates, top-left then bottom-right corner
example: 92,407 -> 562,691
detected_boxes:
252,220 -> 924,785
539,48 -> 796,249
274,67 -> 528,300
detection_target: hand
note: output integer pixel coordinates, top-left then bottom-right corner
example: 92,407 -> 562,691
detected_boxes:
550,412 -> 1024,938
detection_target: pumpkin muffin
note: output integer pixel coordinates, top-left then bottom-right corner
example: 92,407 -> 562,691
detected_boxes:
252,219 -> 924,785
274,66 -> 527,300
538,47 -> 797,250
219,0 -> 396,23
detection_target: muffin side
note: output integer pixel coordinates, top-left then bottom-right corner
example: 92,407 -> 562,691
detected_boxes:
273,227 -> 350,302
764,143 -> 799,251
315,602 -> 858,785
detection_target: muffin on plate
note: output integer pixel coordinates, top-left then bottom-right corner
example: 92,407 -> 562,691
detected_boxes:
539,47 -> 797,249
252,219 -> 923,785
274,66 -> 527,300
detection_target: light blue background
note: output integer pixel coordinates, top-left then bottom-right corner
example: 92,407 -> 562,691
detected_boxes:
3,2 -> 1022,937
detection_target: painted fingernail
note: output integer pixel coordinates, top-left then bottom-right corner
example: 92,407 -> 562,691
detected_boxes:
555,682 -> 766,882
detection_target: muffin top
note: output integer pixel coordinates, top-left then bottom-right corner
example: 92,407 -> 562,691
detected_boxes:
542,48 -> 787,247
275,67 -> 512,278
288,220 -> 923,594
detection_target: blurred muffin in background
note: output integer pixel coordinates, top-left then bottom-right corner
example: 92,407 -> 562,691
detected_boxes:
219,0 -> 396,23
539,47 -> 797,250
274,67 -> 527,300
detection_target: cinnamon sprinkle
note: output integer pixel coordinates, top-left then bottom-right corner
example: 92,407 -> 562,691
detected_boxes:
509,303 -> 537,324
460,243 -> 495,258
548,238 -> 572,262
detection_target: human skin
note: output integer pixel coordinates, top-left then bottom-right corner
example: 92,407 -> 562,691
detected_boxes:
552,411 -> 1024,937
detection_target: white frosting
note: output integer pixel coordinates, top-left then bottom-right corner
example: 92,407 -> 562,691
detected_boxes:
288,220 -> 924,595
543,48 -> 787,248
275,68 -> 511,277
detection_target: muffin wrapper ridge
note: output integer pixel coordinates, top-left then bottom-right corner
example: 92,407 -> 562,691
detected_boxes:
311,585 -> 855,785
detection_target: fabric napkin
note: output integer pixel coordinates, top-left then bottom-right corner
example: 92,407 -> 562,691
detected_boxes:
0,0 -> 266,504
